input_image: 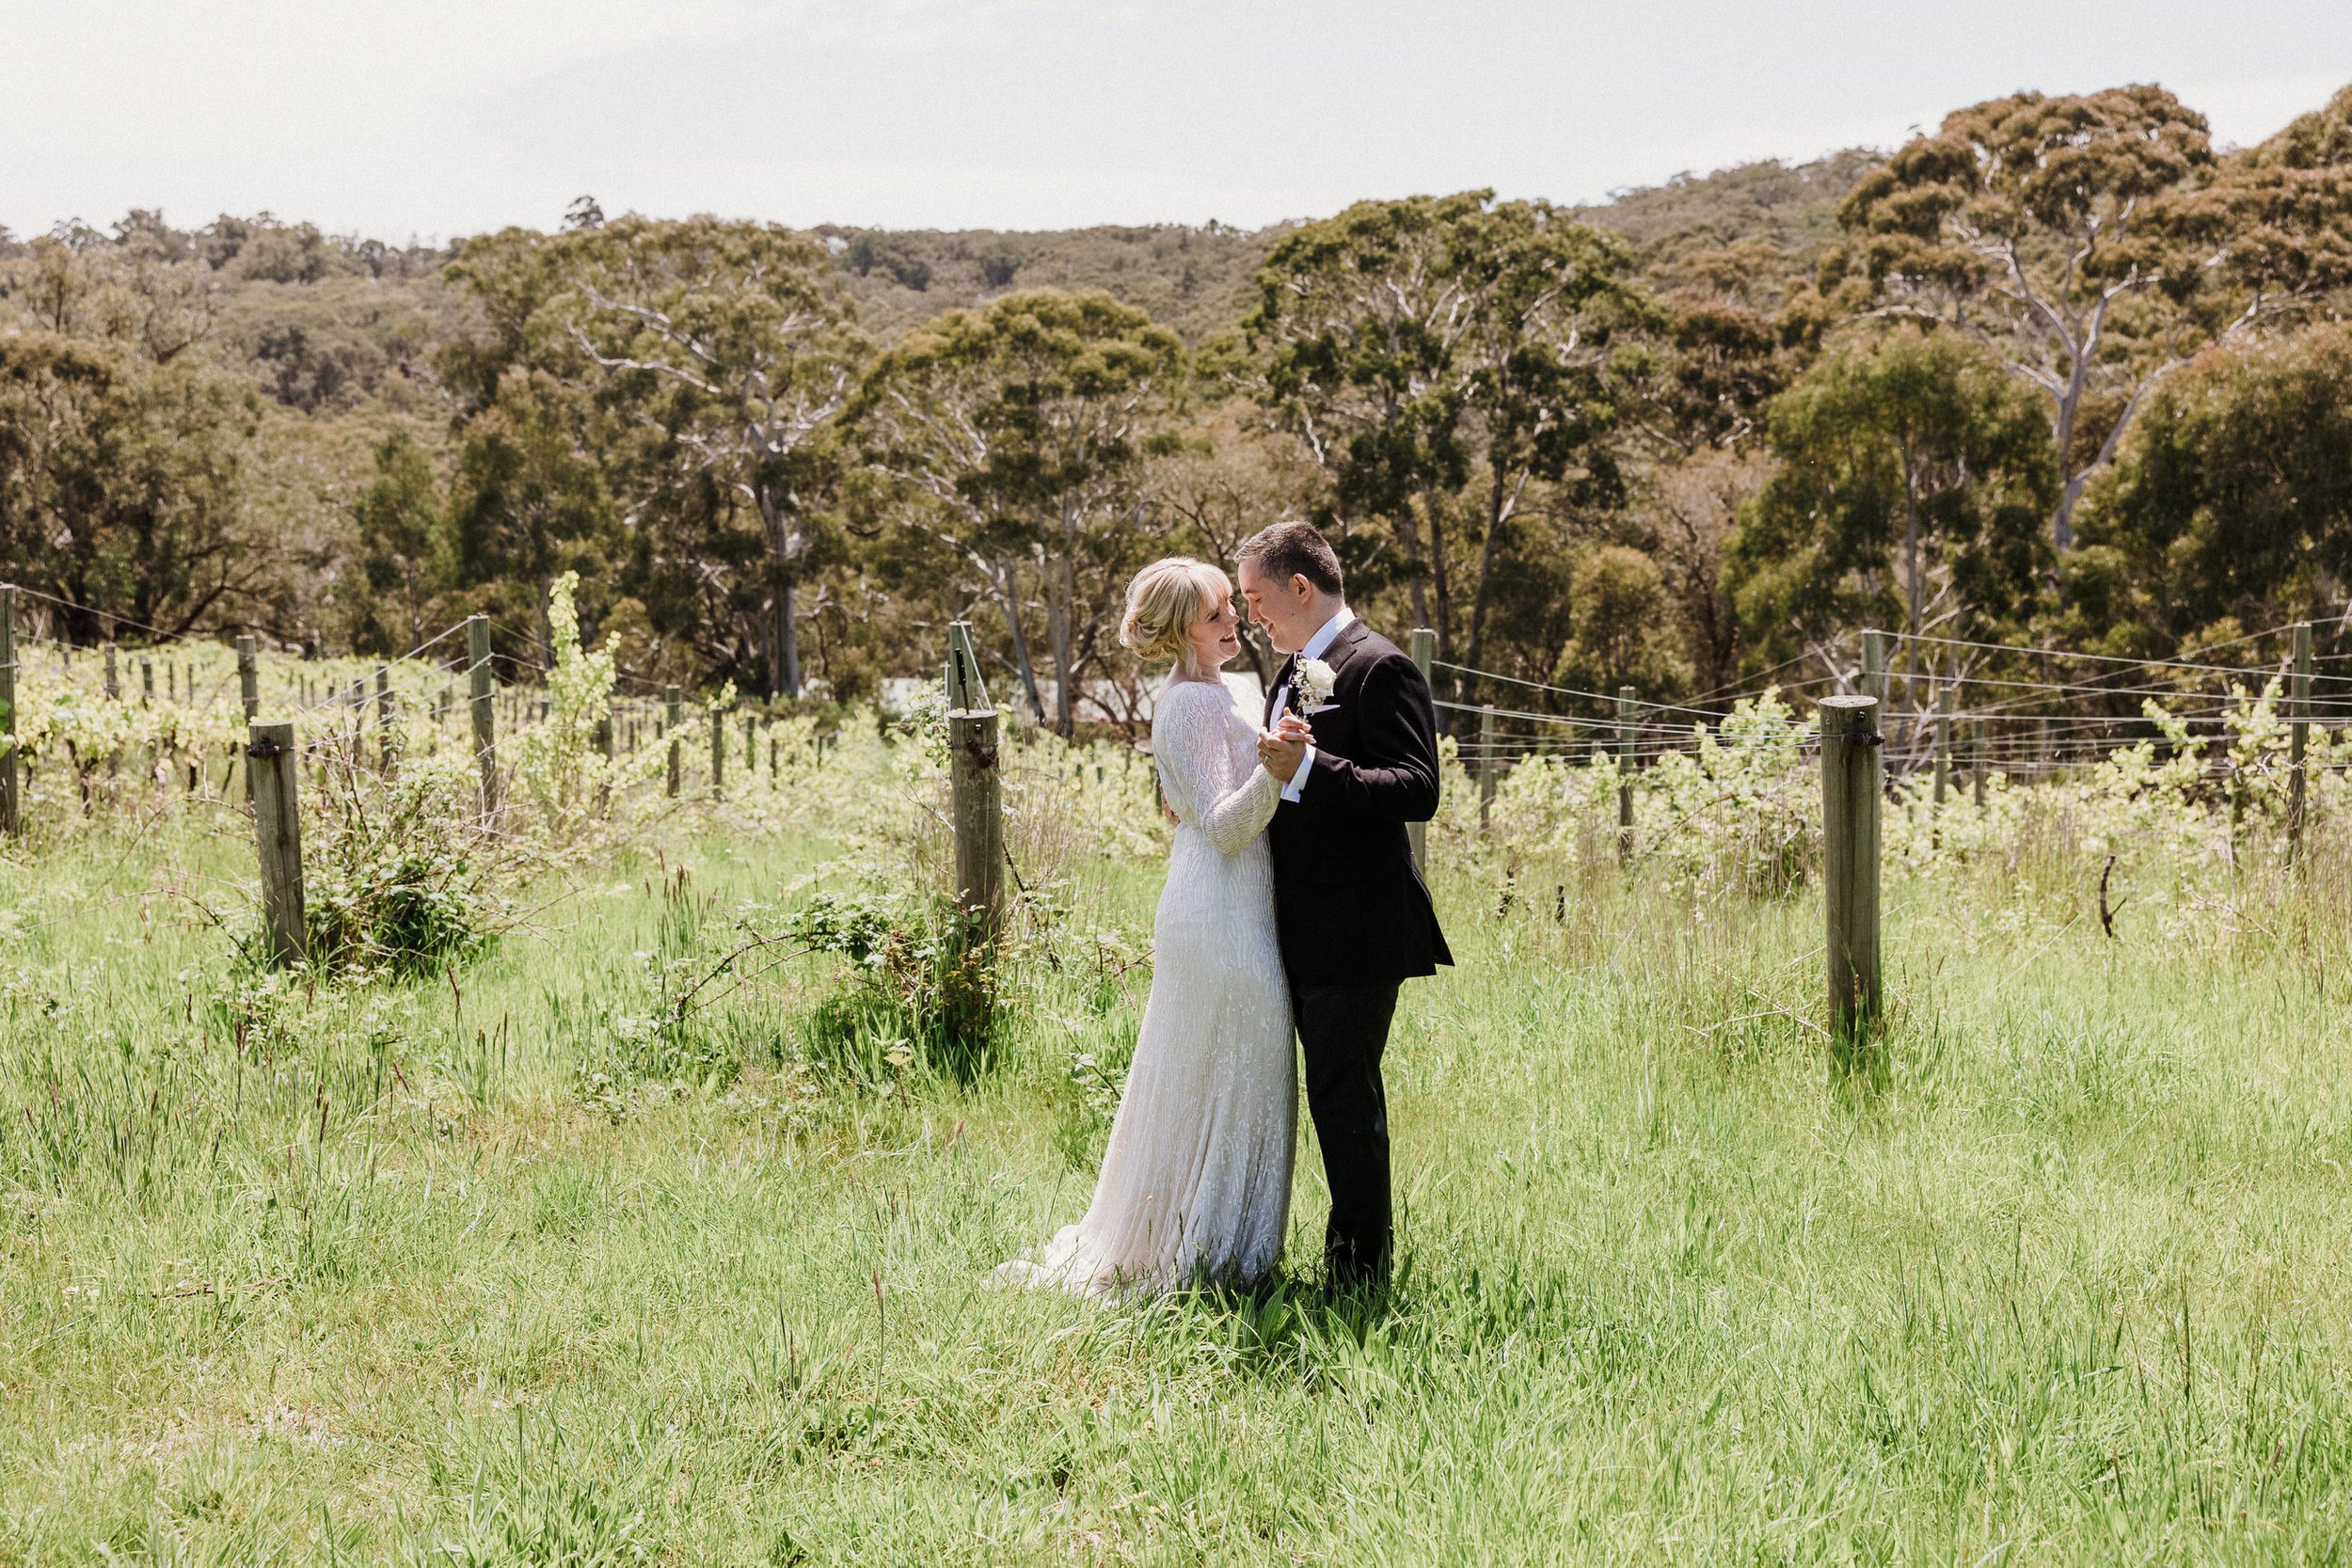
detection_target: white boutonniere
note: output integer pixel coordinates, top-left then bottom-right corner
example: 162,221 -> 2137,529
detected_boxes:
1295,657 -> 1338,711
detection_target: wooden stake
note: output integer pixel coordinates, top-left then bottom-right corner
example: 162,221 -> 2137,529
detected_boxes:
1820,694 -> 1883,1053
1860,628 -> 1886,709
710,705 -> 725,800
2290,621 -> 2313,865
248,720 -> 308,968
1478,702 -> 1497,834
946,621 -> 1004,935
0,585 -> 18,837
467,615 -> 497,814
665,686 -> 683,798
1617,686 -> 1637,863
235,635 -> 259,800
376,668 -> 396,772
1932,684 -> 1952,806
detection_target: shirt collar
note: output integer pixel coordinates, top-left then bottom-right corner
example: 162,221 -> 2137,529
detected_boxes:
1298,605 -> 1354,663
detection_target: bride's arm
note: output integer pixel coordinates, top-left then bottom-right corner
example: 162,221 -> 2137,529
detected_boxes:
1154,686 -> 1279,855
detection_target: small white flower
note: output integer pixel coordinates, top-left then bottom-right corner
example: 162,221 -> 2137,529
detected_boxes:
1296,657 -> 1338,708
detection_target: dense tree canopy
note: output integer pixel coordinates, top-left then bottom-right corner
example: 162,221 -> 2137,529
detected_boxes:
853,290 -> 1183,734
2068,325 -> 2352,655
1247,192 -> 1634,701
1729,327 -> 2057,673
0,75 -> 2347,726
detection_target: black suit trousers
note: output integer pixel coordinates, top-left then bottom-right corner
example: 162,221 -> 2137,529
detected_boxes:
1292,976 -> 1400,1288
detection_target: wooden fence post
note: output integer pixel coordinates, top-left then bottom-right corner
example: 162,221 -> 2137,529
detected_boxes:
248,719 -> 307,968
1972,722 -> 1987,809
665,686 -> 683,799
467,614 -> 497,814
1477,703 -> 1497,833
1617,686 -> 1637,863
2290,621 -> 2313,865
1932,684 -> 1952,806
141,657 -> 153,705
1408,627 -> 1435,873
235,635 -> 259,800
0,585 -> 18,838
709,705 -> 725,800
946,621 -> 1004,936
104,642 -> 119,699
376,668 -> 396,772
1820,694 -> 1883,1053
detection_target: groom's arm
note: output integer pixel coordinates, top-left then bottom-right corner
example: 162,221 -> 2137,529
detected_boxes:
1295,654 -> 1440,821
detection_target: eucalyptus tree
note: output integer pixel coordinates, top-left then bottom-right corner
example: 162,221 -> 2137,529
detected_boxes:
1833,85 -> 2352,550
1247,191 -> 1633,689
1728,327 -> 2056,677
0,333 -> 257,640
2075,323 -> 2352,652
853,289 -> 1183,735
558,216 -> 866,697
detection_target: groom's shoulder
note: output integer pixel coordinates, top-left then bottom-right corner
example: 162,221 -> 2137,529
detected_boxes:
1338,621 -> 1414,675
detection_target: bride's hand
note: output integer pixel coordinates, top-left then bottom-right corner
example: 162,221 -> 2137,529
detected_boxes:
1258,724 -> 1309,784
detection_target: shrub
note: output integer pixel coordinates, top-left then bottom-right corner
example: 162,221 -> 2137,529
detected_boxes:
293,749 -> 514,980
786,888 -> 1012,1083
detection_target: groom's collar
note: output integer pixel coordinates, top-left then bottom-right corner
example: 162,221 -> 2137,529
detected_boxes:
1297,605 -> 1354,663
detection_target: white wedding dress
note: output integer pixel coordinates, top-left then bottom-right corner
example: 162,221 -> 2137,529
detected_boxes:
996,675 -> 1296,1297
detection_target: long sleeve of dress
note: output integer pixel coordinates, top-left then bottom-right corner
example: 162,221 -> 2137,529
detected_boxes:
1154,683 -> 1280,855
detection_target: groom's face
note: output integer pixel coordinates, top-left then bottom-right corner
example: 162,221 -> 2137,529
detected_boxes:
1238,562 -> 1313,655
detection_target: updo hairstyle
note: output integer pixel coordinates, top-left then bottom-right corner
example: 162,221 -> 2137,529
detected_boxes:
1119,557 -> 1232,673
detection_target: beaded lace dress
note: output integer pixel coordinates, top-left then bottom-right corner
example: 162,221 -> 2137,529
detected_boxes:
995,675 -> 1295,1297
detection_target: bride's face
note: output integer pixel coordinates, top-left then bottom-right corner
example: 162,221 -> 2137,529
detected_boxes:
1184,590 -> 1243,673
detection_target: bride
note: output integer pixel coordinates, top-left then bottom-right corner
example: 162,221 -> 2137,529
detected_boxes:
994,557 -> 1296,1297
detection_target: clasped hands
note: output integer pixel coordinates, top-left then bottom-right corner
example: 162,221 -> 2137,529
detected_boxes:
1258,712 -> 1312,784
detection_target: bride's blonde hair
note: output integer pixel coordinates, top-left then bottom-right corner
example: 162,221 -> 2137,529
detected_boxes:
1120,557 -> 1232,673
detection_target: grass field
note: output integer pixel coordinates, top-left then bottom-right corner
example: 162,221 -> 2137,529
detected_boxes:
5,772 -> 2351,1564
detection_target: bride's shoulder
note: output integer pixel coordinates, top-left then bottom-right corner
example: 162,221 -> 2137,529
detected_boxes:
1150,676 -> 1244,736
1153,676 -> 1232,712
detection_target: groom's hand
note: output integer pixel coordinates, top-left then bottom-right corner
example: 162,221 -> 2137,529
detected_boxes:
1259,716 -> 1311,784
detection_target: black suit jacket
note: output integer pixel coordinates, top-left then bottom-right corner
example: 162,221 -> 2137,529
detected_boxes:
1263,619 -> 1454,985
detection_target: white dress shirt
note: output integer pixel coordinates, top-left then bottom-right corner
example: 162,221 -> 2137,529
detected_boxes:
1273,606 -> 1352,802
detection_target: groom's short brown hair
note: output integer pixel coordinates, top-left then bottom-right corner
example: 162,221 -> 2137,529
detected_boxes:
1238,520 -> 1343,597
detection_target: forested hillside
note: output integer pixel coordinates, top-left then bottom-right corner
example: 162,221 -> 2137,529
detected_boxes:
1,85 -> 2346,730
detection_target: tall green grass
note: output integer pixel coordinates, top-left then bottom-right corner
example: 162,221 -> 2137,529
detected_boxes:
3,799 -> 2349,1563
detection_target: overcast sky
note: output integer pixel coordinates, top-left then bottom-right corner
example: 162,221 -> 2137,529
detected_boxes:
6,0 -> 2348,242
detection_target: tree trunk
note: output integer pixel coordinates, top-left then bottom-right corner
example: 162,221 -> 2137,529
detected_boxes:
1901,435 -> 1922,647
773,576 -> 801,698
982,559 -> 1048,723
1390,502 -> 1432,635
2049,364 -> 2083,553
1049,514 -> 1078,737
758,490 -> 803,698
2053,471 -> 2087,554
1426,491 -> 1454,662
1456,463 -> 1524,705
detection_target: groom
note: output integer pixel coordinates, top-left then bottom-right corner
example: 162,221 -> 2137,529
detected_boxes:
1239,521 -> 1452,1291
